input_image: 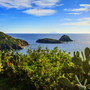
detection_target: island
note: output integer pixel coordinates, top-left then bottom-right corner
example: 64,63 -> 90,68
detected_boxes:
36,35 -> 73,43
36,38 -> 62,43
59,35 -> 73,42
0,31 -> 29,50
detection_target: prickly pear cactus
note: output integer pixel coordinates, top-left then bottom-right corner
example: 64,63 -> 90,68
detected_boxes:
82,61 -> 90,74
85,47 -> 90,60
74,84 -> 87,90
72,47 -> 90,74
59,77 -> 73,89
82,47 -> 90,74
71,57 -> 82,65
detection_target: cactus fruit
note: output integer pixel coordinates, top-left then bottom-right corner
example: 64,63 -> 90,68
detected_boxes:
71,57 -> 82,65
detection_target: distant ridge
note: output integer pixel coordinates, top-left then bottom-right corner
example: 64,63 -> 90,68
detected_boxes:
50,31 -> 57,34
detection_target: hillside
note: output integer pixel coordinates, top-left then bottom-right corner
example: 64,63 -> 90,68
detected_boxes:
0,31 -> 29,50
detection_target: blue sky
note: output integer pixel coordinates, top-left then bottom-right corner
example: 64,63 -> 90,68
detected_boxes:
0,0 -> 90,33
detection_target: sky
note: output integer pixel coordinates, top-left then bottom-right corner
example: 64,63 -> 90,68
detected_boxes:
0,0 -> 90,33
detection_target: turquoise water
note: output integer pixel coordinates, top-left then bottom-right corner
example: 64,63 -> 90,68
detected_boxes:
7,34 -> 90,56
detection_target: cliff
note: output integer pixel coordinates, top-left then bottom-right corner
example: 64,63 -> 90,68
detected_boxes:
0,32 -> 29,50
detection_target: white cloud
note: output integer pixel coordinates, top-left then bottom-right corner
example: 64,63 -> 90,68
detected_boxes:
0,0 -> 32,9
23,8 -> 56,16
68,13 -> 81,15
33,0 -> 59,8
56,4 -> 64,6
64,4 -> 90,14
61,21 -> 90,26
80,4 -> 90,7
64,8 -> 67,11
78,18 -> 90,21
60,17 -> 90,26
68,8 -> 87,12
0,0 -> 61,16
0,0 -> 60,9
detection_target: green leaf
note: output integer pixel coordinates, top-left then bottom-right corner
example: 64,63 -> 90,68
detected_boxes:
64,62 -> 69,68
81,51 -> 84,60
76,51 -> 80,57
85,47 -> 90,60
82,61 -> 90,74
74,84 -> 87,90
75,75 -> 82,85
84,79 -> 87,86
59,77 -> 73,89
86,84 -> 90,89
71,57 -> 82,65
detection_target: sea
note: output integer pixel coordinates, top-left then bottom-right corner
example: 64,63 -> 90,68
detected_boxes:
7,33 -> 90,57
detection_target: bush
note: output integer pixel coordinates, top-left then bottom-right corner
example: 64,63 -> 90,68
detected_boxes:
0,47 -> 90,90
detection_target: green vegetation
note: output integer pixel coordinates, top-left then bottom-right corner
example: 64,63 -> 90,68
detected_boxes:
0,31 -> 29,50
0,47 -> 90,90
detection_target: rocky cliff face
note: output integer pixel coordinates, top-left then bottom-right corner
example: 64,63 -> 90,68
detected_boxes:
0,32 -> 29,50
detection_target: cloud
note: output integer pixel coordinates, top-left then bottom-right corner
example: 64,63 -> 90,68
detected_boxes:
64,4 -> 90,15
60,17 -> 90,26
61,21 -> 90,26
56,4 -> 64,6
0,0 -> 32,9
33,0 -> 59,8
0,0 -> 60,16
80,4 -> 90,7
23,8 -> 56,16
68,13 -> 81,15
78,18 -> 90,21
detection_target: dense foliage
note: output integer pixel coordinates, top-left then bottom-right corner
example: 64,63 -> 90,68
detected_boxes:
0,47 -> 90,90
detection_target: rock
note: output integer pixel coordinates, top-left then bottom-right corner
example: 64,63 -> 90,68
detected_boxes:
59,35 -> 73,42
36,38 -> 62,43
0,31 -> 29,50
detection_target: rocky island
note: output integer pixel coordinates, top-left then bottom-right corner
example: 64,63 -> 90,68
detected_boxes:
36,35 -> 73,44
0,31 -> 29,50
36,38 -> 62,43
59,35 -> 73,42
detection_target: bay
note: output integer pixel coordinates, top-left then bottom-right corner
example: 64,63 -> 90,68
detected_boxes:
7,33 -> 90,56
